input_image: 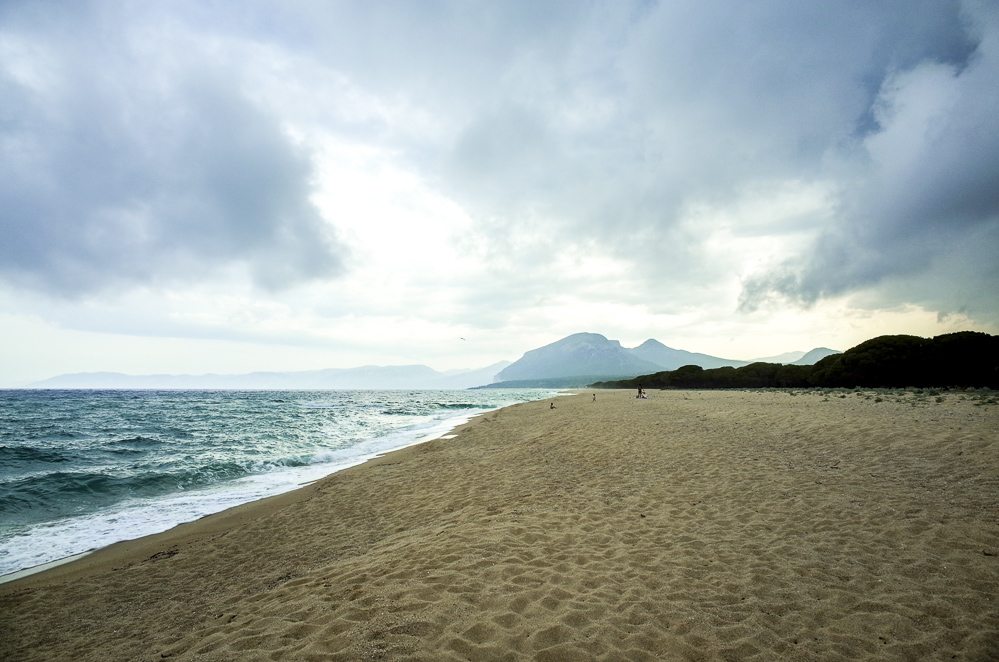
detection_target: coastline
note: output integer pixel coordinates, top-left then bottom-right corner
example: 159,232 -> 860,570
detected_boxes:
0,391 -> 543,580
2,389 -> 997,661
0,398 -> 510,589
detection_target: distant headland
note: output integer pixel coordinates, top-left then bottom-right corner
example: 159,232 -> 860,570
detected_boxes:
592,332 -> 998,390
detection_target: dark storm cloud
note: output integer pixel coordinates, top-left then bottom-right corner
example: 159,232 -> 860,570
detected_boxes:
740,2 -> 999,319
0,3 -> 344,296
429,0 -> 989,299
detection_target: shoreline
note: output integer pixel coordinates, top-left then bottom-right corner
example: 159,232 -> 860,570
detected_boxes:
0,552 -> 93,585
0,399 -> 529,586
0,393 -> 564,591
3,389 -> 996,661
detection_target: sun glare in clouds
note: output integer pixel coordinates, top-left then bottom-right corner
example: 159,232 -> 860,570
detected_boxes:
312,137 -> 473,272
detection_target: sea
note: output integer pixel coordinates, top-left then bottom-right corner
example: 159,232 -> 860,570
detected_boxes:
0,388 -> 553,577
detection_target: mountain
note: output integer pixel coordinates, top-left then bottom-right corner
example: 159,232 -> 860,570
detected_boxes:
490,333 -> 748,386
751,350 -> 806,364
791,347 -> 840,365
31,361 -> 510,390
495,333 -> 662,382
747,348 -> 842,365
629,339 -> 747,370
428,361 -> 511,389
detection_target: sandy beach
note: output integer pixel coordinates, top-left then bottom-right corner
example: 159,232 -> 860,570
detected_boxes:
2,389 -> 997,661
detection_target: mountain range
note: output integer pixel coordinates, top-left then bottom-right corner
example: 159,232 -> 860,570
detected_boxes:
487,333 -> 838,387
31,362 -> 511,391
29,333 -> 839,389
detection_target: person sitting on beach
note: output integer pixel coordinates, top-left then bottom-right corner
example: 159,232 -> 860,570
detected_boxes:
550,402 -> 556,409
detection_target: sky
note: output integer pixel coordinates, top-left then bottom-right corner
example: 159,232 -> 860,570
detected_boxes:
2,0 -> 998,386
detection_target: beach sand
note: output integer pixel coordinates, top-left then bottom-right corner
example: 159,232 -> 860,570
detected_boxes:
2,389 -> 997,661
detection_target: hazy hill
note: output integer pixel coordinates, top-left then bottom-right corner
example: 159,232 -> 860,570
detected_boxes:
31,361 -> 510,390
629,339 -> 747,370
751,350 -> 806,363
427,361 -> 511,389
749,348 -> 841,365
792,347 -> 840,365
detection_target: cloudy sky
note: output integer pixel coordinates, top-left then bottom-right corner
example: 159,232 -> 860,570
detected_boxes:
2,0 -> 997,385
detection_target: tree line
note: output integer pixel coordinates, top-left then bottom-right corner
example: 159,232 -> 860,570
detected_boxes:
591,332 -> 999,390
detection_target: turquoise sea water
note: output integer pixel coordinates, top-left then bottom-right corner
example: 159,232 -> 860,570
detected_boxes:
0,388 -> 552,576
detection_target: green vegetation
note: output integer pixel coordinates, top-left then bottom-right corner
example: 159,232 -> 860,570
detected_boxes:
591,332 -> 999,390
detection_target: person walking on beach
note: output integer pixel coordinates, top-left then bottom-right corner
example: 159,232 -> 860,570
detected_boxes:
592,393 -> 596,402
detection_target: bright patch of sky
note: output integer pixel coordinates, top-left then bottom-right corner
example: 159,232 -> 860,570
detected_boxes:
1,0 -> 997,386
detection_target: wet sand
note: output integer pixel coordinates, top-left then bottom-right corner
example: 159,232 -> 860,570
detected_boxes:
2,389 -> 997,661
